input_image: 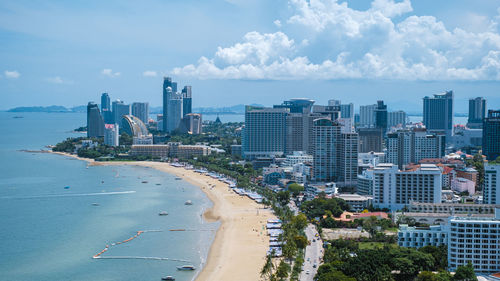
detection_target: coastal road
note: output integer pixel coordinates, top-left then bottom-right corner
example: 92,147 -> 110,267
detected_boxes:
300,224 -> 323,281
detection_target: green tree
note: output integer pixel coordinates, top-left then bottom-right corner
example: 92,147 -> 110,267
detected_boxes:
418,271 -> 438,281
291,213 -> 308,230
293,235 -> 309,249
260,253 -> 275,281
277,191 -> 291,206
317,270 -> 356,281
288,183 -> 304,197
453,263 -> 477,281
275,260 -> 291,280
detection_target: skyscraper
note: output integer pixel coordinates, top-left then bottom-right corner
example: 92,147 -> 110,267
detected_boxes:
358,128 -> 383,152
182,86 -> 192,117
484,163 -> 500,204
483,110 -> 500,161
179,113 -> 202,134
166,90 -> 183,133
423,91 -> 453,139
131,102 -> 149,125
112,100 -> 131,128
162,77 -> 177,131
387,111 -> 407,128
374,100 -> 387,132
340,103 -> 354,119
359,104 -> 377,128
243,106 -> 288,160
467,97 -> 487,129
386,129 -> 446,169
339,132 -> 359,188
101,93 -> 113,124
312,118 -> 340,182
87,102 -> 105,138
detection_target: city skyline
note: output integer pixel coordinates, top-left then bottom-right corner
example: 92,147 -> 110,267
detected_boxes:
2,0 -> 500,111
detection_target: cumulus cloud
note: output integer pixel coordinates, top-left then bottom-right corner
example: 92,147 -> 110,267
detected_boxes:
274,20 -> 282,28
101,69 -> 120,77
173,0 -> 500,81
142,70 -> 157,77
4,70 -> 20,79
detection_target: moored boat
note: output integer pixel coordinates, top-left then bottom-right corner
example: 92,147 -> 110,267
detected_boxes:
176,265 -> 195,271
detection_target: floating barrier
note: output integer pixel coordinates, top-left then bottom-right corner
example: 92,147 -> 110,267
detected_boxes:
93,230 -> 162,259
94,256 -> 191,262
0,191 -> 136,200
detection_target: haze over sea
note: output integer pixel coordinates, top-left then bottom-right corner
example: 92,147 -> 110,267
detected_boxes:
0,111 -> 218,281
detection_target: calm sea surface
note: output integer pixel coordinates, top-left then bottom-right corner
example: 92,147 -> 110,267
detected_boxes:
0,112 -> 217,281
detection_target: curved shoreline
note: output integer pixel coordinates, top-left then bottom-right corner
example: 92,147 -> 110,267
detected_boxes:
49,152 -> 274,281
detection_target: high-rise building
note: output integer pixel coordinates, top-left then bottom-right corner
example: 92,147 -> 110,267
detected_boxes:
166,90 -> 183,133
104,124 -> 119,146
312,118 -> 341,182
374,100 -> 387,132
328,99 -> 341,106
482,110 -> 500,161
312,105 -> 340,121
100,93 -> 113,124
359,104 -> 377,128
340,103 -> 354,119
358,128 -> 383,153
386,129 -> 445,169
423,90 -> 454,139
467,97 -> 486,129
484,164 -> 500,205
339,132 -> 358,188
131,102 -> 149,125
112,100 -> 131,128
243,106 -> 288,160
182,86 -> 192,117
162,77 -> 177,131
87,102 -> 105,138
179,113 -> 202,134
369,163 -> 442,210
275,98 -> 315,114
387,111 -> 407,128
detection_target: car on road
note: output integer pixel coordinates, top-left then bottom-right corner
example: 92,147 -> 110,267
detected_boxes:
306,270 -> 310,275
307,257 -> 310,261
313,263 -> 317,268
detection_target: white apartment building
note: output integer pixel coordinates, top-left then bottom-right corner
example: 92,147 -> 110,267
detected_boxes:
369,163 -> 442,210
283,151 -> 313,167
104,124 -> 119,147
359,104 -> 377,128
448,210 -> 500,273
398,224 -> 448,248
484,164 -> 500,204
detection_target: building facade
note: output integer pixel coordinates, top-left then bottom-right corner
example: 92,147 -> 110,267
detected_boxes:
467,97 -> 486,129
483,110 -> 500,161
104,123 -> 119,146
243,106 -> 288,160
131,102 -> 149,125
358,128 -> 383,153
485,164 -> 500,205
87,102 -> 105,138
423,91 -> 454,139
112,100 -> 131,128
359,104 -> 377,128
398,224 -> 448,248
387,110 -> 407,128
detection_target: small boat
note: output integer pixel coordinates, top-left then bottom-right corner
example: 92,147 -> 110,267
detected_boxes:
176,265 -> 195,271
156,183 -> 161,185
64,186 -> 70,189
175,177 -> 182,180
13,116 -> 24,119
158,211 -> 168,216
142,181 -> 148,183
161,276 -> 175,281
92,203 -> 100,206
184,200 -> 193,205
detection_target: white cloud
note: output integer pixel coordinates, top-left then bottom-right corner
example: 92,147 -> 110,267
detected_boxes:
142,70 -> 157,77
172,0 -> 500,81
274,20 -> 282,28
46,76 -> 72,84
4,70 -> 20,79
101,68 -> 120,77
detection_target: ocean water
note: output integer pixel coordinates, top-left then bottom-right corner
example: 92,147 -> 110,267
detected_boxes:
0,112 -> 217,281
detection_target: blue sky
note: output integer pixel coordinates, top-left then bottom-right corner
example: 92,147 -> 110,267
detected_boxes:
1,0 -> 500,113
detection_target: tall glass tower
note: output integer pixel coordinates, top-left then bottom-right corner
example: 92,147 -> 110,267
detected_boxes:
423,90 -> 454,139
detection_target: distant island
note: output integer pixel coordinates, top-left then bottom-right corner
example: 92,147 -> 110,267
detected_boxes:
7,104 -> 263,114
7,105 -> 86,113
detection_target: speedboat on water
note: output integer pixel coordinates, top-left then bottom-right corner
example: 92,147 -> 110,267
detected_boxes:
158,211 -> 168,216
176,265 -> 195,271
184,200 -> 193,205
161,276 -> 175,280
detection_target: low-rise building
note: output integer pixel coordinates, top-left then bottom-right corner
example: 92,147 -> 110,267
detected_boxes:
451,177 -> 475,195
130,143 -> 211,159
398,224 -> 448,248
334,193 -> 373,212
409,202 -> 499,214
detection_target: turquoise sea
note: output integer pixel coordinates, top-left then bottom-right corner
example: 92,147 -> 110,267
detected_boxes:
0,112 -> 217,281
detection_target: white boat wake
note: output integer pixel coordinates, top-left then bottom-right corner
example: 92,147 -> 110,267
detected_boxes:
0,190 -> 136,199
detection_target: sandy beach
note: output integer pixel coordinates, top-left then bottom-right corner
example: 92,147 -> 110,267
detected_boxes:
51,152 -> 275,281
